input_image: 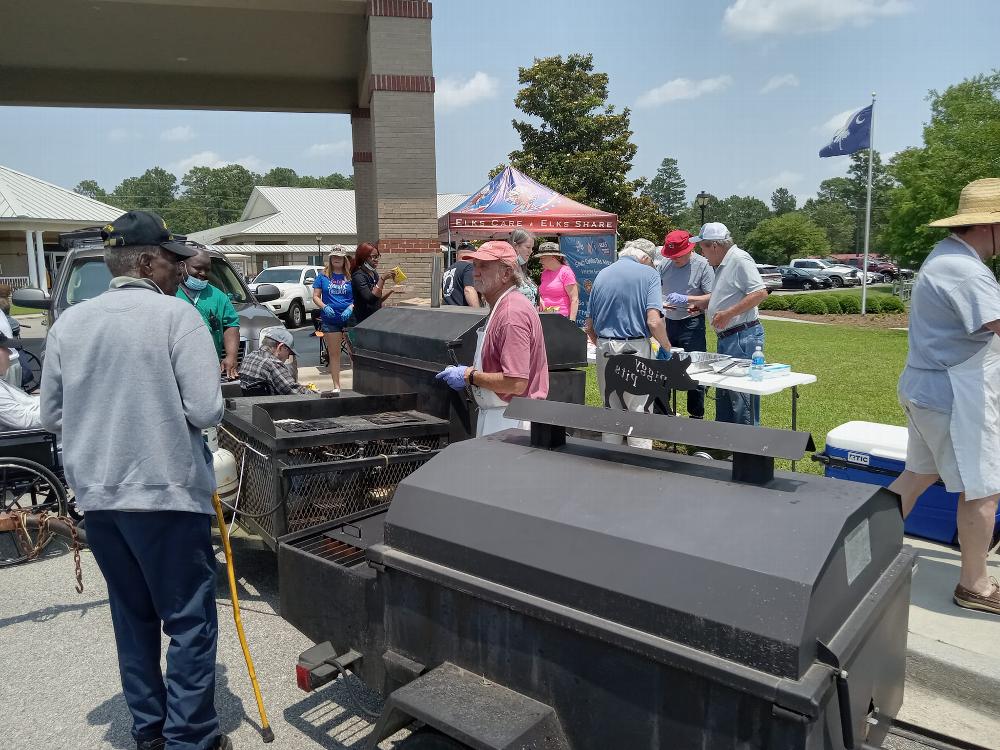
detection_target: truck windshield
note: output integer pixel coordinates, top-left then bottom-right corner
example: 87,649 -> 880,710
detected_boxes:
253,269 -> 302,284
60,256 -> 249,309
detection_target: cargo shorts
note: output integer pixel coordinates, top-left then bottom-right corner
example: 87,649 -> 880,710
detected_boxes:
900,399 -> 964,494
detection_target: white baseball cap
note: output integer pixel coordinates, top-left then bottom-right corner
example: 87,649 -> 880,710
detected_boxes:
690,222 -> 731,243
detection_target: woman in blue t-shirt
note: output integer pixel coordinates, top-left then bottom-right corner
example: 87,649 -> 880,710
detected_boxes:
311,247 -> 355,393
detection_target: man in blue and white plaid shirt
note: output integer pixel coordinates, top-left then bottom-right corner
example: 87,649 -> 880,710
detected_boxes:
238,327 -> 313,396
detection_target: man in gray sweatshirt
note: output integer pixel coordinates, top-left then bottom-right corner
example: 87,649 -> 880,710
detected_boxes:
40,211 -> 230,750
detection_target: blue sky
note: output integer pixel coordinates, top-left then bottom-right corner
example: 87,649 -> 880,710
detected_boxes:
2,0 -> 998,208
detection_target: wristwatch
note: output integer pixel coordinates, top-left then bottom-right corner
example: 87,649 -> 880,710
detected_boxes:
467,367 -> 477,386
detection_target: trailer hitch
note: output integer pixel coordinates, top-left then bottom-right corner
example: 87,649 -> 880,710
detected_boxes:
295,642 -> 362,693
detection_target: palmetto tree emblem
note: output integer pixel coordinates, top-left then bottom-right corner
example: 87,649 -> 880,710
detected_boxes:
831,109 -> 866,151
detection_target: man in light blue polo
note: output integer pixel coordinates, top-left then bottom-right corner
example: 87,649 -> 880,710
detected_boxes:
889,178 -> 1000,616
688,222 -> 767,426
585,242 -> 672,449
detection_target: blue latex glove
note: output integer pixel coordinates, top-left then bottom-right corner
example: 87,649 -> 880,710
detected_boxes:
665,292 -> 688,307
656,346 -> 671,360
435,365 -> 468,391
340,304 -> 354,322
323,304 -> 337,320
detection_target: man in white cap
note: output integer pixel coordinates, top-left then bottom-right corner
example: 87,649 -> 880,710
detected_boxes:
889,178 -> 1000,615
238,326 -> 314,396
688,222 -> 767,426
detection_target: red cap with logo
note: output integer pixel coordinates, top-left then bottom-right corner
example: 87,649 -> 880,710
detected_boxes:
458,240 -> 519,266
662,230 -> 695,259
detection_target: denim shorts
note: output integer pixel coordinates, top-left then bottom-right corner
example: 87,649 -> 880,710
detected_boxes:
321,318 -> 354,334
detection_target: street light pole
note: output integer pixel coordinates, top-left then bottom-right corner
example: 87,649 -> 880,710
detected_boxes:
696,191 -> 711,227
316,235 -> 322,264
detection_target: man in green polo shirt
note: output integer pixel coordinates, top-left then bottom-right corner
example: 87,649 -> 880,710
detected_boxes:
176,249 -> 241,379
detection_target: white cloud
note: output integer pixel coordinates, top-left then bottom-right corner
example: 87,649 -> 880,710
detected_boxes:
305,141 -> 351,158
760,73 -> 799,94
161,125 -> 195,142
107,128 -> 139,142
816,108 -> 857,136
170,151 -> 266,174
435,72 -> 499,112
724,0 -> 912,37
758,170 -> 804,189
636,75 -> 733,108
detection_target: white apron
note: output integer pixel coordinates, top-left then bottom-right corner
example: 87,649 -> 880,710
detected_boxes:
472,288 -> 523,436
947,335 -> 1000,499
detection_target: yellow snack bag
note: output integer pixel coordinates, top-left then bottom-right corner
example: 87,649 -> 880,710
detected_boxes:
391,266 -> 407,283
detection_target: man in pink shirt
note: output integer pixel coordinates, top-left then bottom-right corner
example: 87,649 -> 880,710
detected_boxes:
436,241 -> 548,434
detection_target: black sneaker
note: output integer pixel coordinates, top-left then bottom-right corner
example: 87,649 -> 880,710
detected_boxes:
136,740 -> 165,750
212,736 -> 233,750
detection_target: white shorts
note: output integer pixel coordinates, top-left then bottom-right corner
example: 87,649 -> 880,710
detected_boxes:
901,399 -> 964,494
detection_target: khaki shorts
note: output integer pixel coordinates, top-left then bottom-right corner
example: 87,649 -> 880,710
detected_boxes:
901,399 -> 964,493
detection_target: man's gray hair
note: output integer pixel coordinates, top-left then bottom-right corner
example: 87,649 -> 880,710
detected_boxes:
105,245 -> 158,277
619,246 -> 653,263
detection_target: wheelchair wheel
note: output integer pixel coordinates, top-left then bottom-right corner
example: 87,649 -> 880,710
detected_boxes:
19,349 -> 42,394
0,457 -> 70,567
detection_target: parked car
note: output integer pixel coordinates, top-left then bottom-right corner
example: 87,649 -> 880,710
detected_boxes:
13,229 -> 282,366
788,258 -> 860,287
755,264 -> 783,291
778,266 -> 834,290
249,265 -> 324,328
835,256 -> 899,280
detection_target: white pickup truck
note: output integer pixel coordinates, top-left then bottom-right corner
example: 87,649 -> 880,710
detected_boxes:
787,258 -> 860,288
249,265 -> 324,328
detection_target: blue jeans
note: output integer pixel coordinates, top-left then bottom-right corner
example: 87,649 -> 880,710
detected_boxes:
667,316 -> 707,418
716,322 -> 765,426
86,510 -> 220,750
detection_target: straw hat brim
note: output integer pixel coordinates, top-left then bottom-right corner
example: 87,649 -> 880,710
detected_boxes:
928,211 -> 1000,228
535,251 -> 565,258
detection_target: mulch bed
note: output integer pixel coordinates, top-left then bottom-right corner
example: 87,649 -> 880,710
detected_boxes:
761,310 -> 909,329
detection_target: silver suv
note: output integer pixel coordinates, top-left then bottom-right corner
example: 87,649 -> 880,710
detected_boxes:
788,258 -> 860,288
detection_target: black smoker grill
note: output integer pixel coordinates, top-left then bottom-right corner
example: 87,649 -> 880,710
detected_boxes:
281,400 -> 914,750
218,392 -> 448,549
349,306 -> 588,441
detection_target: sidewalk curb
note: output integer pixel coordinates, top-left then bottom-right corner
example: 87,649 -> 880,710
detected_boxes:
906,631 -> 1000,715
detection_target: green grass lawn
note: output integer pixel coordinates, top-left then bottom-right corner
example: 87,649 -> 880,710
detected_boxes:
585,318 -> 909,475
9,304 -> 40,316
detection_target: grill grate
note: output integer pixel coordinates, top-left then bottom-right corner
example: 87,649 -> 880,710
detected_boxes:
361,411 -> 423,426
291,534 -> 367,567
274,418 -> 346,433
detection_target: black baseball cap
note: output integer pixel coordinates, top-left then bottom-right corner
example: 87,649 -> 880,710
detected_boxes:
101,211 -> 198,258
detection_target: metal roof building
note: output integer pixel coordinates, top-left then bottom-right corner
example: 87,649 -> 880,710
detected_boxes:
0,165 -> 121,291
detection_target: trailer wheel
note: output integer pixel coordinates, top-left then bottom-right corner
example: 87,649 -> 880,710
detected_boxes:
398,728 -> 469,749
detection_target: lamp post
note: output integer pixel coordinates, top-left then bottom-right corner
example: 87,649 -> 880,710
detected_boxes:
696,191 -> 711,227
316,235 -> 322,265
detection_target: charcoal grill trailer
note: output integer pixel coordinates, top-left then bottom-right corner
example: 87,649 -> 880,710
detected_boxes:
280,400 -> 914,750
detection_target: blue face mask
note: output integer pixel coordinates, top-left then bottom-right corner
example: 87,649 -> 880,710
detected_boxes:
184,276 -> 208,292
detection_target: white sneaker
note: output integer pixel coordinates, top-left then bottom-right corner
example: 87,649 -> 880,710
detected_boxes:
331,386 -> 340,395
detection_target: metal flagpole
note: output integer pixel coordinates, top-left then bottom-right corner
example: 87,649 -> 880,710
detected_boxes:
861,92 -> 876,316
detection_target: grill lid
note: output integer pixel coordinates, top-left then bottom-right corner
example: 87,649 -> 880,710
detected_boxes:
382,433 -> 904,679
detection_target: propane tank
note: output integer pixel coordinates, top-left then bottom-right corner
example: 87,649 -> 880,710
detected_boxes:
204,427 -> 239,510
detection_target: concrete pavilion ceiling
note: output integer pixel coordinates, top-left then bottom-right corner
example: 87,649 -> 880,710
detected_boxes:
0,0 -> 369,112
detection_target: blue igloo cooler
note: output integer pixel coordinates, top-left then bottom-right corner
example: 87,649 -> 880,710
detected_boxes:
819,420 -> 980,544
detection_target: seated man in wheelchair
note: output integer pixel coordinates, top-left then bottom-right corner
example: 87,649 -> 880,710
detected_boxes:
0,336 -> 40,431
238,327 -> 316,396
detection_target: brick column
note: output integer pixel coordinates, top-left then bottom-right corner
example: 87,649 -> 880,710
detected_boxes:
362,0 -> 438,298
351,108 -> 377,244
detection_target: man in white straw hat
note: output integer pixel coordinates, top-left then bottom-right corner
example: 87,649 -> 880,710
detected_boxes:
891,178 -> 1000,616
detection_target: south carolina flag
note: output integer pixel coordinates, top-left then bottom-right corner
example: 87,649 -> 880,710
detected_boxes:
819,105 -> 873,157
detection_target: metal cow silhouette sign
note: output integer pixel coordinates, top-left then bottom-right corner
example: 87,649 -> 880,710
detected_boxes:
603,352 -> 699,416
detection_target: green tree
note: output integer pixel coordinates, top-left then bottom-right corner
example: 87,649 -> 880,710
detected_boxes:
744,212 -> 831,265
884,71 -> 1000,266
258,167 -> 302,187
180,164 -> 258,229
846,149 -> 894,249
618,194 -> 672,245
508,53 -> 641,217
713,195 -> 772,240
74,179 -> 112,204
801,198 -> 856,251
109,167 -> 179,215
642,157 -> 687,217
770,187 -> 797,215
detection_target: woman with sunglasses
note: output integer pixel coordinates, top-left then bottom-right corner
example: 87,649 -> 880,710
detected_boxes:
351,242 -> 396,323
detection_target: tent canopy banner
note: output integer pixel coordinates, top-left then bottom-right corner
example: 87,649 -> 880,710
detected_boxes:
559,234 -> 616,327
442,166 -> 618,238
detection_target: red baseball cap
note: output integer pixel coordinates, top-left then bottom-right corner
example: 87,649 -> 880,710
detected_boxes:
662,230 -> 695,259
459,240 -> 519,266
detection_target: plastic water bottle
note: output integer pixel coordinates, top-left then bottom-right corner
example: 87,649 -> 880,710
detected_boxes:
750,346 -> 765,382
